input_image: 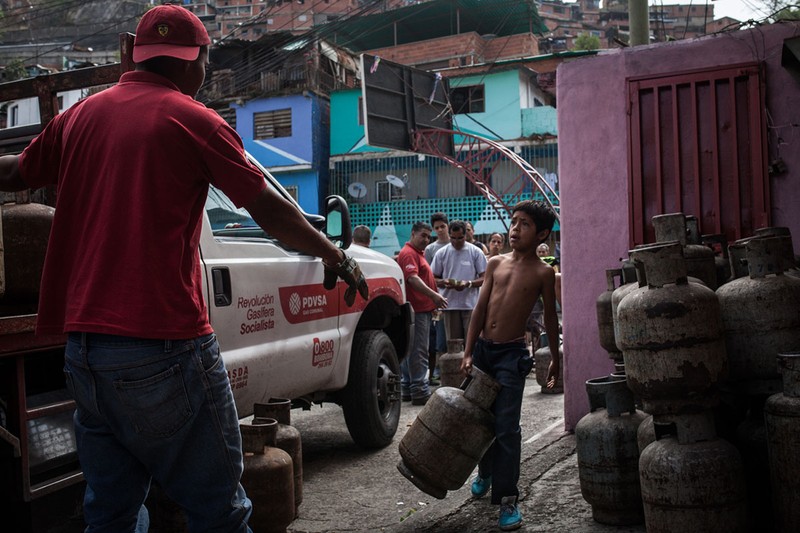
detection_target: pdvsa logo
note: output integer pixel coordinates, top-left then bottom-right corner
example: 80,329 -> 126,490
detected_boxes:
288,292 -> 328,316
279,285 -> 337,324
288,293 -> 302,315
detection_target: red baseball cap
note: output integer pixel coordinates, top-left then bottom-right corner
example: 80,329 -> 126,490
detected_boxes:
133,5 -> 211,63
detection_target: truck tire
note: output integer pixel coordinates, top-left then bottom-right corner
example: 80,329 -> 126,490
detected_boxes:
341,330 -> 401,448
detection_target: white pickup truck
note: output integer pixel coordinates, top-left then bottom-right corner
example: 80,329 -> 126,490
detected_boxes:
201,156 -> 412,448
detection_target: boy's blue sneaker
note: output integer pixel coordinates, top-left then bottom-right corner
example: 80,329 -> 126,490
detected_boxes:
498,496 -> 522,531
470,474 -> 491,498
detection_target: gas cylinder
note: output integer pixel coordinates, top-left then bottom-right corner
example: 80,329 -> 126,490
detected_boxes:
438,338 -> 465,388
253,398 -> 303,516
397,367 -> 501,499
535,335 -> 564,394
596,269 -> 623,362
701,233 -> 731,287
575,375 -> 647,525
639,412 -> 747,533
652,213 -> 717,289
0,202 -> 54,311
612,259 -> 641,353
727,237 -> 752,280
755,227 -> 800,279
764,353 -> 800,533
637,415 -> 655,454
240,418 -> 295,533
616,242 -> 726,415
716,236 -> 800,394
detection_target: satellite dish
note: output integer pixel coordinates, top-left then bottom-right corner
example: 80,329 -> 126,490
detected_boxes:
347,182 -> 367,199
386,174 -> 406,188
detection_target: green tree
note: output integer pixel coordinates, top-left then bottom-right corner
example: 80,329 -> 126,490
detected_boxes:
574,33 -> 601,51
759,0 -> 800,20
3,60 -> 28,82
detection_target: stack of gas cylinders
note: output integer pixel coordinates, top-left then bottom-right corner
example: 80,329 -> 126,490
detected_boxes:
240,398 -> 304,533
579,213 -> 800,532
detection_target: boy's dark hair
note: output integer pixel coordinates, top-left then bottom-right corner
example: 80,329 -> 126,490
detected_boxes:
411,221 -> 432,234
431,212 -> 449,226
449,220 -> 467,234
512,200 -> 556,234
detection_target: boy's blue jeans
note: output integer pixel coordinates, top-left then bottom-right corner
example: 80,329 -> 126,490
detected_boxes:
64,332 -> 252,533
472,337 -> 533,505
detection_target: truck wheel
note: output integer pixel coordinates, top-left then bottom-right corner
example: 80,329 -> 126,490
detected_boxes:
341,330 -> 401,448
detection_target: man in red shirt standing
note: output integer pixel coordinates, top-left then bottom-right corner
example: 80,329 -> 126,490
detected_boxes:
397,222 -> 448,405
0,5 -> 366,532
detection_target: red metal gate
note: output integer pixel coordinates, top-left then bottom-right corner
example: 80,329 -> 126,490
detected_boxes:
627,62 -> 769,247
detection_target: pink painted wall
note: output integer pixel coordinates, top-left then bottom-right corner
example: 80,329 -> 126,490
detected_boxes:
557,22 -> 800,430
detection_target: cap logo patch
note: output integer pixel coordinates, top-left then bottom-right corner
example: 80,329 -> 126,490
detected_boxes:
157,24 -> 169,37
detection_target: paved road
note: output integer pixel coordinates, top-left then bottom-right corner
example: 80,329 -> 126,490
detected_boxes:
287,374 -> 593,533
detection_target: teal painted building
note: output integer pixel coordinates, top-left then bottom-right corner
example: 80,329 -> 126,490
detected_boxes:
329,66 -> 560,258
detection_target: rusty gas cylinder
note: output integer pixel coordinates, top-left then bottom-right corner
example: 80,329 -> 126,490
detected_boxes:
397,366 -> 501,499
612,259 -> 641,353
254,398 -> 303,516
716,236 -> 800,395
616,242 -> 726,415
534,336 -> 564,394
438,338 -> 465,388
639,411 -> 747,533
765,353 -> 800,533
727,237 -> 753,280
701,233 -> 731,288
652,213 -> 717,289
637,415 -> 655,454
576,375 -> 647,525
755,227 -> 799,279
240,418 -> 295,533
0,202 -> 54,311
596,268 -> 623,361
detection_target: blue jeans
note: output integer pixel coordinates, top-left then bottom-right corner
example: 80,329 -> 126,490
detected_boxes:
472,337 -> 532,505
401,311 -> 431,399
64,332 -> 252,533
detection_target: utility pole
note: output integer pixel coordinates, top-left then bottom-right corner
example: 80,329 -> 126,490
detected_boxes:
629,0 -> 650,46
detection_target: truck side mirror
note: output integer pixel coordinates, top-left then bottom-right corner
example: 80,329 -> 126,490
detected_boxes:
325,195 -> 352,250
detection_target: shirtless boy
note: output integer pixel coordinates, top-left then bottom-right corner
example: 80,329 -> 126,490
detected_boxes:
461,200 -> 559,531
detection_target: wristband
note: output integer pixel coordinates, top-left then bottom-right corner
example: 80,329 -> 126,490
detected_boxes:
467,280 -> 472,288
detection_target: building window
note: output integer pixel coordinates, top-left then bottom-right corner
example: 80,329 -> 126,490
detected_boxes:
9,105 -> 18,127
254,108 -> 292,139
357,96 -> 364,125
466,167 -> 492,197
284,185 -> 299,202
376,181 -> 404,201
451,85 -> 485,114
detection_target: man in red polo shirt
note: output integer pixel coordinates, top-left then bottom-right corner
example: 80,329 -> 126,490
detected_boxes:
0,5 -> 366,532
397,221 -> 447,405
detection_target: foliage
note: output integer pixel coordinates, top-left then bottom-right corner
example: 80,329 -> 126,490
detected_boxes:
3,60 -> 29,82
573,33 -> 601,51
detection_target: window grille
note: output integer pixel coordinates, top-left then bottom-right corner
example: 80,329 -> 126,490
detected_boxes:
254,108 -> 292,139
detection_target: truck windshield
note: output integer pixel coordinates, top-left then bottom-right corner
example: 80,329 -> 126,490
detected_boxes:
205,185 -> 257,232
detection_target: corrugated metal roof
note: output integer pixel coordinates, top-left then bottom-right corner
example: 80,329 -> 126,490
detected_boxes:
327,0 -> 547,52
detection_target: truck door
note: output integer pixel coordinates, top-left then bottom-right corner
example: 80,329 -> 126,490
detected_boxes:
199,175 -> 341,418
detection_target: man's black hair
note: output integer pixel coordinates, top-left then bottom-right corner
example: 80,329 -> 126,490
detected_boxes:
412,221 -> 432,234
449,220 -> 467,234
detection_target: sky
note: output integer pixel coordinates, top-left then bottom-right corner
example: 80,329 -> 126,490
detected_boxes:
666,0 -> 774,21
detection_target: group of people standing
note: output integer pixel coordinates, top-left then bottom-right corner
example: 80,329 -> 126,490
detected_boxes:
394,204 -> 560,531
